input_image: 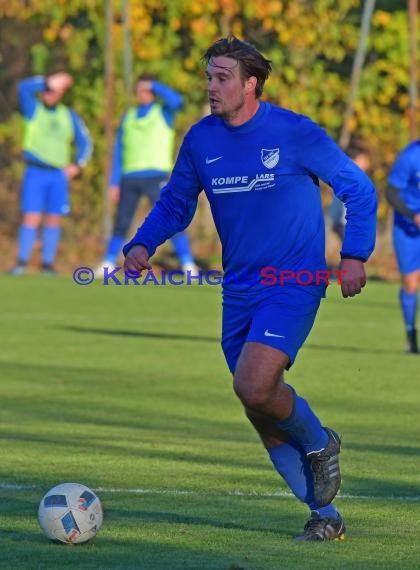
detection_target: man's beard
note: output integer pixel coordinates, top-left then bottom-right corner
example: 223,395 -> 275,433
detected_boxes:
210,96 -> 245,121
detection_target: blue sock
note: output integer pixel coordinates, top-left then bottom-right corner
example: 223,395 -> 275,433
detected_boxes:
171,232 -> 193,265
42,226 -> 61,266
268,440 -> 339,519
17,225 -> 37,264
105,236 -> 125,265
276,392 -> 328,455
399,288 -> 418,332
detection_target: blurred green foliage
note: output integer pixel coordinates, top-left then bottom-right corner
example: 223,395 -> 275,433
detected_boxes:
0,0 -> 417,268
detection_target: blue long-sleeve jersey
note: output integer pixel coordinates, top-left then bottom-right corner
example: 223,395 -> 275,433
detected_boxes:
110,81 -> 183,186
18,76 -> 92,168
124,102 -> 377,296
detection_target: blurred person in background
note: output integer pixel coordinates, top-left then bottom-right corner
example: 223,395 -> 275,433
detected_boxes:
386,141 -> 420,354
329,138 -> 371,243
97,74 -> 198,276
11,72 -> 92,275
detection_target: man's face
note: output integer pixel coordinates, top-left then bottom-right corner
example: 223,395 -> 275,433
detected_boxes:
41,90 -> 64,107
354,153 -> 370,173
136,80 -> 154,105
206,56 -> 248,120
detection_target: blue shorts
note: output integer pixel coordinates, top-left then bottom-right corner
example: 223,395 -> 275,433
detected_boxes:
393,224 -> 420,274
22,164 -> 70,215
221,292 -> 320,374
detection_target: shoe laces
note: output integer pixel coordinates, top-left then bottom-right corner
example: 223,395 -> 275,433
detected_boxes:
311,454 -> 331,481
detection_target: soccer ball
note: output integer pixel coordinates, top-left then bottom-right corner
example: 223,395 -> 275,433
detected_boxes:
37,482 -> 103,544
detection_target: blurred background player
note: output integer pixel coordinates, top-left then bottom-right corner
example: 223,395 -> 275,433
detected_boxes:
329,137 -> 371,243
97,74 -> 198,275
386,140 -> 420,354
11,72 -> 92,275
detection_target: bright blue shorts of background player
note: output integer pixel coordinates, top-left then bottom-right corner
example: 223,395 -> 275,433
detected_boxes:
222,291 -> 320,374
22,164 -> 70,216
392,222 -> 420,275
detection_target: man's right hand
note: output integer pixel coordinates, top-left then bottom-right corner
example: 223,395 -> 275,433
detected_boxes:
124,245 -> 152,276
47,72 -> 74,93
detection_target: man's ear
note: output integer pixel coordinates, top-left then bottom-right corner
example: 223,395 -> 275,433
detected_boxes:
245,76 -> 257,94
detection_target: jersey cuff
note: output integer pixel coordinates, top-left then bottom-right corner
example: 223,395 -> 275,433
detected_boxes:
340,254 -> 366,262
122,241 -> 149,258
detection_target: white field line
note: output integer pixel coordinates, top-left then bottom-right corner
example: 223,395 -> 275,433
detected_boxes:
1,482 -> 419,502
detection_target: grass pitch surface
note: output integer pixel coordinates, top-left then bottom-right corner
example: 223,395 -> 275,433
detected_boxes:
1,274 -> 419,569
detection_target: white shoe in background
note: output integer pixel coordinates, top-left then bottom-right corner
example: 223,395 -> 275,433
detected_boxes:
95,261 -> 116,278
182,261 -> 200,278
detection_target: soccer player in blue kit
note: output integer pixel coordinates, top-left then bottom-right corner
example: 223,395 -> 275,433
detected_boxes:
386,142 -> 420,354
124,36 -> 377,541
11,72 -> 92,275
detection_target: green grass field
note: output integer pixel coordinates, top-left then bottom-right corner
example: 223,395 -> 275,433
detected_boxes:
1,274 -> 420,569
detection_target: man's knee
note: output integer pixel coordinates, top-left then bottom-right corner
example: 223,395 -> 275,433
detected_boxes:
44,214 -> 62,227
233,344 -> 288,405
233,376 -> 272,409
22,212 -> 42,227
233,370 -> 288,411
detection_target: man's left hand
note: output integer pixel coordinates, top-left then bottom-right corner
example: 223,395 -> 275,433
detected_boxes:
64,164 -> 80,179
338,258 -> 366,298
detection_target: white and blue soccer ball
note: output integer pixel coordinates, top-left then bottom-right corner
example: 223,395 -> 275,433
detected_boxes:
37,482 -> 103,544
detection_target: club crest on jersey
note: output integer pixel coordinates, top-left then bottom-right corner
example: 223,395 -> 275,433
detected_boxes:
261,148 -> 279,169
